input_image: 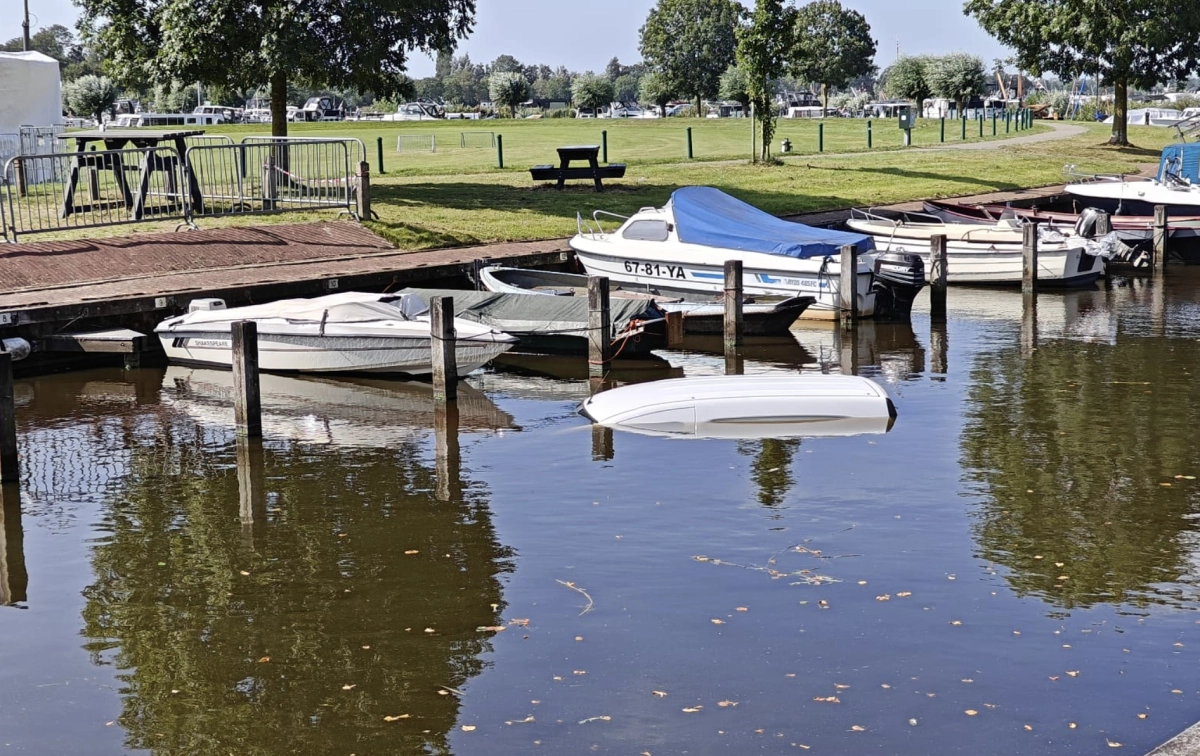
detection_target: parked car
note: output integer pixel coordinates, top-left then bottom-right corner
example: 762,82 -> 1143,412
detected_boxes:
576,107 -> 597,119
665,104 -> 694,117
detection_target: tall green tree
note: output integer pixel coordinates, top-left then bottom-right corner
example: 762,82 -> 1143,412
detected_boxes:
736,0 -> 796,161
572,73 -> 616,111
639,0 -> 741,115
791,0 -> 877,111
881,55 -> 933,108
638,71 -> 677,116
928,52 -> 987,115
77,0 -> 476,136
964,0 -> 1200,145
488,71 -> 528,117
62,74 -> 118,122
718,65 -> 752,110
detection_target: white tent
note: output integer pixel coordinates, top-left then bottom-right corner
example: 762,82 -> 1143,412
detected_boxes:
0,51 -> 63,135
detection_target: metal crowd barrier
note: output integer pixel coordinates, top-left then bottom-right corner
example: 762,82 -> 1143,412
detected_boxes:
1,147 -> 190,242
240,135 -> 367,169
186,138 -> 357,218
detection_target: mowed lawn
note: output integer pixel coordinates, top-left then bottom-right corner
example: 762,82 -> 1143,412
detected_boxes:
29,119 -> 1174,249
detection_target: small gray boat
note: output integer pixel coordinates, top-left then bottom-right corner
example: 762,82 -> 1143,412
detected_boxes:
477,265 -> 814,335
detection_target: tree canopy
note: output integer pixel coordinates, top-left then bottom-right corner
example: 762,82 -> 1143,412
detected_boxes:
488,71 -> 528,116
718,65 -> 752,109
638,71 -> 677,116
927,52 -> 986,114
736,0 -> 796,161
63,74 -> 118,122
77,0 -> 476,135
791,0 -> 877,110
964,0 -> 1200,144
572,73 -> 615,111
640,0 -> 741,114
882,55 -> 933,106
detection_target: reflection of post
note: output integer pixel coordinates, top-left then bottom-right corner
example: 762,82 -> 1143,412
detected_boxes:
433,403 -> 462,502
236,437 -> 267,544
591,423 -> 614,462
0,484 -> 28,605
1150,270 -> 1166,338
1020,293 -> 1038,358
838,327 -> 860,376
930,319 -> 948,378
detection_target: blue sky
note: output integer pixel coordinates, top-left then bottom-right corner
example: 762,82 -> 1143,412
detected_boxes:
3,0 -> 1012,76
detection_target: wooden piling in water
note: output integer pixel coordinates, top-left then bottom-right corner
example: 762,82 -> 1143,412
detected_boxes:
588,276 -> 611,378
430,296 -> 458,403
0,353 -> 18,483
231,321 -> 262,438
1153,204 -> 1168,271
930,234 -> 948,320
665,311 -> 685,347
1022,223 -> 1039,295
723,260 -> 744,353
839,245 -> 858,329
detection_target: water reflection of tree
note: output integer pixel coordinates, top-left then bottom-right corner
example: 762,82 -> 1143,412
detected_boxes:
81,419 -> 513,755
962,337 -> 1200,610
738,439 -> 801,507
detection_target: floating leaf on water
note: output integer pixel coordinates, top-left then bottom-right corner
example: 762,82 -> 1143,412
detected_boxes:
896,591 -> 912,598
682,706 -> 702,713
711,619 -> 725,625
1024,725 -> 1033,731
1137,713 -> 1148,720
1058,576 -> 1071,581
575,636 -> 584,642
577,715 -> 611,724
505,715 -> 535,725
461,725 -> 476,732
1066,670 -> 1080,677
881,684 -> 891,689
509,618 -> 530,627
1161,483 -> 1173,487
798,745 -> 811,750
1063,644 -> 1072,648
965,710 -> 978,716
876,595 -> 891,602
1069,722 -> 1077,729
835,684 -> 850,690
437,690 -> 449,696
950,620 -> 963,626
239,570 -> 250,576
908,718 -> 918,726
477,626 -> 506,633
404,550 -> 419,555
382,714 -> 411,722
693,555 -> 710,562
362,645 -> 370,650
948,575 -> 957,581
850,725 -> 866,732
652,690 -> 668,698
573,670 -> 587,675
1049,676 -> 1060,681
424,628 -> 436,634
1013,630 -> 1022,636
1171,689 -> 1183,694
718,700 -> 738,708
736,607 -> 749,612
813,696 -> 840,703
926,693 -> 937,698
818,600 -> 830,609
1033,555 -> 1044,560
961,679 -> 974,684
258,656 -> 270,663
1107,740 -> 1122,748
1173,642 -> 1184,648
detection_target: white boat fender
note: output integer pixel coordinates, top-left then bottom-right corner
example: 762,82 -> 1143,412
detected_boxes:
1,338 -> 31,361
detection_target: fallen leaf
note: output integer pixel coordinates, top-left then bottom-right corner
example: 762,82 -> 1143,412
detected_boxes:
573,670 -> 587,676
1137,713 -> 1148,720
652,690 -> 668,698
896,591 -> 912,598
477,626 -> 506,633
505,716 -> 535,725
1066,671 -> 1080,677
682,706 -> 702,713
341,684 -> 356,691
711,619 -> 725,625
404,550 -> 418,555
1107,740 -> 1122,748
461,725 -> 476,732
736,607 -> 748,612
1024,725 -> 1034,731
239,570 -> 250,576
718,700 -> 739,707
813,696 -> 841,703
258,656 -> 270,663
1069,722 -> 1077,729
876,595 -> 891,601
950,620 -> 963,626
850,725 -> 866,732
965,710 -> 978,716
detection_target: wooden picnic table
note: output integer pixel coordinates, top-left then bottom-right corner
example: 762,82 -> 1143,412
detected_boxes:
529,144 -> 626,192
56,129 -> 206,220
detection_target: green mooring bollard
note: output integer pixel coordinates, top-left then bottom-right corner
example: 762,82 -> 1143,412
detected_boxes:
818,122 -> 824,152
1006,113 -> 1010,133
867,120 -> 872,148
961,117 -> 966,140
602,130 -> 608,163
496,134 -> 504,168
686,127 -> 693,159
376,137 -> 384,175
978,115 -> 984,137
940,117 -> 945,143
992,113 -> 997,136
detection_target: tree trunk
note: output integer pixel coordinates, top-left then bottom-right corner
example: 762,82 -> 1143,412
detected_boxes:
1108,77 -> 1129,146
821,83 -> 828,115
270,71 -> 288,138
695,94 -> 703,118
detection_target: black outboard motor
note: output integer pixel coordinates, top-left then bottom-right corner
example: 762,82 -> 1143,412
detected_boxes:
1075,207 -> 1107,238
871,251 -> 926,321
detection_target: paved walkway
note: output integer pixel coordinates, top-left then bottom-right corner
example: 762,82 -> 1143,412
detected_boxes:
783,121 -> 1088,164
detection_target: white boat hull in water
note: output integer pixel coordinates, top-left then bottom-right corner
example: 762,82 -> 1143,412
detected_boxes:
845,218 -> 1104,286
579,374 -> 896,439
156,292 -> 515,376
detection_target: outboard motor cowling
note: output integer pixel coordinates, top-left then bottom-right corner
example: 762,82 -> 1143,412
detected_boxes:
871,251 -> 926,321
1075,207 -> 1107,239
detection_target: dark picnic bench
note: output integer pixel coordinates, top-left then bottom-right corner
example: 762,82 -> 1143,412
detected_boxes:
530,144 -> 626,192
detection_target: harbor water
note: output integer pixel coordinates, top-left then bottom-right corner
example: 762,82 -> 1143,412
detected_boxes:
1,273 -> 1198,755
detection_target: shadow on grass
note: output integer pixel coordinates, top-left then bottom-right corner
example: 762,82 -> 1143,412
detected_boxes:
804,163 -> 1024,191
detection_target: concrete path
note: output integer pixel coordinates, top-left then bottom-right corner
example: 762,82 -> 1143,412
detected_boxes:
1146,721 -> 1200,756
782,121 -> 1088,164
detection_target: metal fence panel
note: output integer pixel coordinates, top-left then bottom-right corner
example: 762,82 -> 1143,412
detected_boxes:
19,125 -> 65,157
1,147 -> 189,242
186,139 -> 355,219
0,134 -> 17,168
240,135 -> 367,169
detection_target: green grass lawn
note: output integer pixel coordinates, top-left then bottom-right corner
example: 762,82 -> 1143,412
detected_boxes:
22,119 -> 1175,250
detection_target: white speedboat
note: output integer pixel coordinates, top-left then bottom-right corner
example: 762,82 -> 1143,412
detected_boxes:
154,292 -> 515,376
1063,142 -> 1200,218
578,374 -> 896,439
845,212 -> 1104,287
569,186 -> 925,320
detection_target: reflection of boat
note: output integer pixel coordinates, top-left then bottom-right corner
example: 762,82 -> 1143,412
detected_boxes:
155,293 -> 515,376
401,288 -> 668,356
846,211 -> 1104,287
163,367 -> 517,445
570,186 -> 925,319
672,333 -> 815,369
477,265 -> 815,335
579,374 -> 896,439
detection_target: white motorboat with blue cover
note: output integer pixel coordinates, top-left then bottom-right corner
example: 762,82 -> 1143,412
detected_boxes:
569,187 -> 925,320
1064,142 -> 1200,217
155,292 -> 516,376
579,374 -> 896,439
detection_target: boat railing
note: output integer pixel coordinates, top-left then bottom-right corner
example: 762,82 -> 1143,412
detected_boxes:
576,209 -> 630,238
1174,113 -> 1200,143
1063,164 -> 1134,184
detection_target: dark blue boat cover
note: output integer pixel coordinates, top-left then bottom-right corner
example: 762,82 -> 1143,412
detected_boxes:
671,186 -> 875,258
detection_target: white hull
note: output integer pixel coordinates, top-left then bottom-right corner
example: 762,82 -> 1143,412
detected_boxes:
159,331 -> 510,376
864,237 -> 1102,286
571,240 -> 877,318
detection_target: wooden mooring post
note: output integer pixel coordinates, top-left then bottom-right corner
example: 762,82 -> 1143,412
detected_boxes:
0,353 -> 18,483
588,276 -> 611,378
664,311 -> 685,348
930,234 -> 948,320
839,244 -> 858,329
1153,204 -> 1168,271
1022,223 -> 1038,295
471,257 -> 492,291
430,296 -> 458,403
356,161 -> 371,220
723,260 -> 743,353
231,321 -> 262,438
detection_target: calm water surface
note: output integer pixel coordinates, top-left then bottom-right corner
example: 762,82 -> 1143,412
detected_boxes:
1,275 -> 1199,755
